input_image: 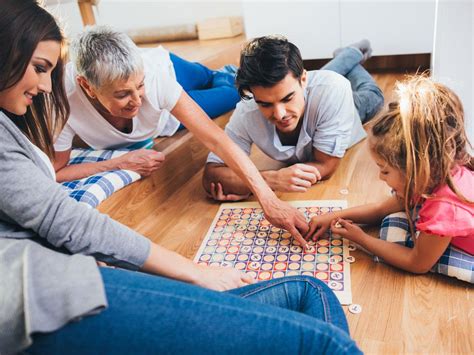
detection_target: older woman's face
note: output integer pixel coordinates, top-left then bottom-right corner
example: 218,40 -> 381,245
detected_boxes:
94,72 -> 145,119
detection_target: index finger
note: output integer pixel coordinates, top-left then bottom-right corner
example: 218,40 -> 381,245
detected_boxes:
288,226 -> 310,249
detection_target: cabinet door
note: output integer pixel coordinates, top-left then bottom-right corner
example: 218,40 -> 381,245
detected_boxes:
242,1 -> 340,59
340,0 -> 436,55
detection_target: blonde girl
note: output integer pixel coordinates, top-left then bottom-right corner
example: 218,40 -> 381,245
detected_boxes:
306,75 -> 473,283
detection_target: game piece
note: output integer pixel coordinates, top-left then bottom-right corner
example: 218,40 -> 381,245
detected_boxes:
334,221 -> 343,228
345,256 -> 355,263
348,244 -> 357,251
339,188 -> 349,195
348,304 -> 362,314
194,200 -> 353,304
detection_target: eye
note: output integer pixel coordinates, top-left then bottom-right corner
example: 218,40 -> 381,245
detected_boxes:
258,103 -> 271,108
282,96 -> 293,103
380,170 -> 389,175
34,65 -> 46,73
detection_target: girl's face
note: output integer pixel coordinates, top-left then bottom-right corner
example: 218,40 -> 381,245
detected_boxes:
370,149 -> 406,198
0,40 -> 60,115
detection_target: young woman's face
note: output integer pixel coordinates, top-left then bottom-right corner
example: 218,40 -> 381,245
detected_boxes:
91,72 -> 146,120
0,40 -> 60,115
370,149 -> 406,198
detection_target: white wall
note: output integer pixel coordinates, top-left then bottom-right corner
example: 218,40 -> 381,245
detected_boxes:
432,0 -> 473,148
46,0 -> 243,38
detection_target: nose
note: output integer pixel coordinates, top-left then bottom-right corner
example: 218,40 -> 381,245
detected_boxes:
273,104 -> 286,121
38,74 -> 52,94
130,90 -> 142,107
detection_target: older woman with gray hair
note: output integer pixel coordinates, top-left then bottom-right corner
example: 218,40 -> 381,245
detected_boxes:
52,25 -> 310,245
54,26 -> 237,181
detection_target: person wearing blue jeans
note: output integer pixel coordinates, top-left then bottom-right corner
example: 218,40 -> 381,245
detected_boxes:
170,53 -> 240,119
28,269 -> 361,355
204,36 -> 385,200
322,39 -> 384,123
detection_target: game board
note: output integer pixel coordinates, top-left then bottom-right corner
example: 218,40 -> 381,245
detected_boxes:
194,200 -> 352,304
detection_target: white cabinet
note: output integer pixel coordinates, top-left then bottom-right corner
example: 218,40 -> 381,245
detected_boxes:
242,1 -> 340,59
340,1 -> 435,56
242,0 -> 436,59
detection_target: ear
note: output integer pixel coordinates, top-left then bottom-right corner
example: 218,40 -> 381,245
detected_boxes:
300,70 -> 308,89
77,76 -> 97,99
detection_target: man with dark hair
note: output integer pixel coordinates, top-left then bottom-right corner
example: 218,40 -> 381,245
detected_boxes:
203,36 -> 383,200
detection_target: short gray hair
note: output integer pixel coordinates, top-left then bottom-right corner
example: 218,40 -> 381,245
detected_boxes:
71,25 -> 144,88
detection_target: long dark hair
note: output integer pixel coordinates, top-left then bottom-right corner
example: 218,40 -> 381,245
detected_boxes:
0,0 -> 69,159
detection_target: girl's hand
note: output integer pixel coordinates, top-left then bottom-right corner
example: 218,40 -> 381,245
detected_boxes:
330,218 -> 366,243
194,264 -> 255,291
304,213 -> 336,241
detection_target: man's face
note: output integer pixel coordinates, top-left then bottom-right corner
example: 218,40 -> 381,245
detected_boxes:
251,71 -> 307,134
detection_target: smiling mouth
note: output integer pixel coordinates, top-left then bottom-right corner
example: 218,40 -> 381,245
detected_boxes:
25,92 -> 35,99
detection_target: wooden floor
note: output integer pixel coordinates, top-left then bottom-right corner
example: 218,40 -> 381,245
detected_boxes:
99,38 -> 473,354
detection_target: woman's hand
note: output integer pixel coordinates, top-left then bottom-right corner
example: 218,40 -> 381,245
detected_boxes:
194,264 -> 255,291
330,218 -> 366,243
117,149 -> 165,176
262,198 -> 310,248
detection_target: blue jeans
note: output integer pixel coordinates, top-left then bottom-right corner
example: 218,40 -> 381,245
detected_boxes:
322,47 -> 384,122
170,53 -> 240,119
27,268 -> 360,354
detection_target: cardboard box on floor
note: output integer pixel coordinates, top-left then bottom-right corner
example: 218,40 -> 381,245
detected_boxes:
197,16 -> 243,40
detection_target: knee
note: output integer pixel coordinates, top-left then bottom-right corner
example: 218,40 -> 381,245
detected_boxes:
380,212 -> 410,242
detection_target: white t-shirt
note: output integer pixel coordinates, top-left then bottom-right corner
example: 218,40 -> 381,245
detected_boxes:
207,70 -> 366,165
54,46 -> 182,151
29,142 -> 56,180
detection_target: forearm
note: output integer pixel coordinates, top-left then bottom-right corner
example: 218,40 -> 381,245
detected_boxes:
304,161 -> 338,180
354,233 -> 426,273
56,158 -> 122,182
142,243 -> 200,283
331,203 -> 388,225
203,164 -> 252,195
175,96 -> 277,206
332,197 -> 403,225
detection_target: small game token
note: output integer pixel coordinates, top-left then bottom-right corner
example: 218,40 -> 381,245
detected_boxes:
345,256 -> 355,263
348,244 -> 357,251
334,221 -> 343,228
339,188 -> 349,195
348,304 -> 362,314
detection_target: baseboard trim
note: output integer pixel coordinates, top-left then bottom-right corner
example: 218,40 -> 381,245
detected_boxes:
304,53 -> 431,73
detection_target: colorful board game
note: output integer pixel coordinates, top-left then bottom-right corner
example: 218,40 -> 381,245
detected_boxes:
194,200 -> 352,304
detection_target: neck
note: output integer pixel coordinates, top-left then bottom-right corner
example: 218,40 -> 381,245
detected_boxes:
277,116 -> 304,146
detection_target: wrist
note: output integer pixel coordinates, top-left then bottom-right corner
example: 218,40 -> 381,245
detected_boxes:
261,170 -> 277,190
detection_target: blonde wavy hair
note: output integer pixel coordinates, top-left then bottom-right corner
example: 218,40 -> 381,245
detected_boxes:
369,75 -> 473,231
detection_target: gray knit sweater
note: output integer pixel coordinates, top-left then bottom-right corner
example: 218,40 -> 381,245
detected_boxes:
0,112 -> 151,354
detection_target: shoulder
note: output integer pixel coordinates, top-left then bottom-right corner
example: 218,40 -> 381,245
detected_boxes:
417,167 -> 474,236
229,99 -> 265,128
307,70 -> 350,89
